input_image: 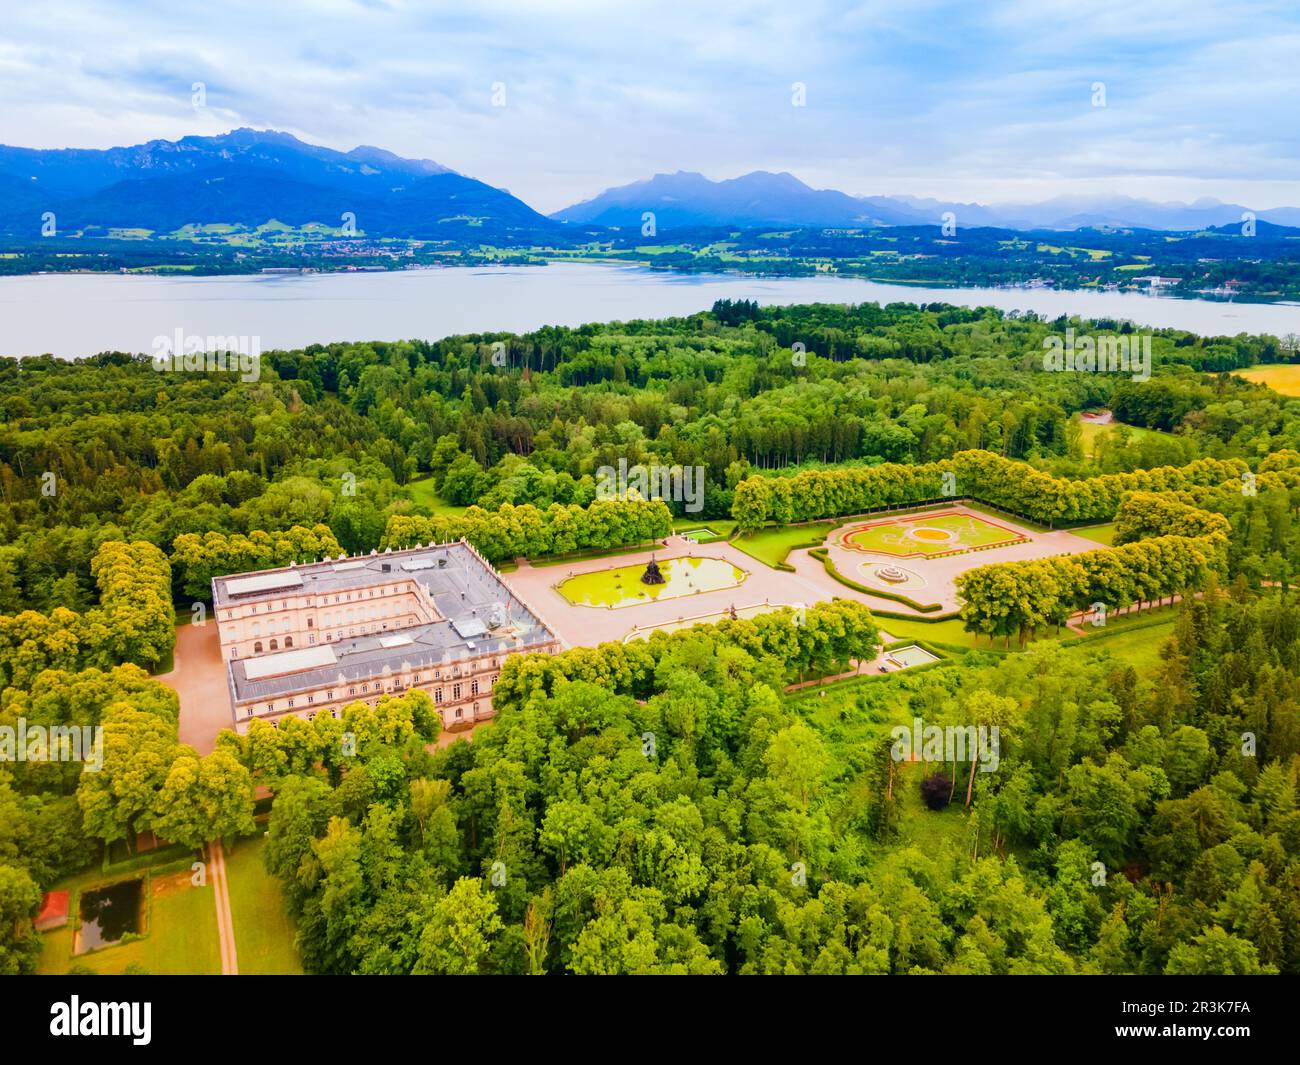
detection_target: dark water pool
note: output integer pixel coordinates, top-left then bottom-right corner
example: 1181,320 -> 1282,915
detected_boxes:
78,879 -> 143,951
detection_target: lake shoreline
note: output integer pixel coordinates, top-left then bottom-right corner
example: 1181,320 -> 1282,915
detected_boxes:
3,261 -> 1299,359
9,256 -> 1298,307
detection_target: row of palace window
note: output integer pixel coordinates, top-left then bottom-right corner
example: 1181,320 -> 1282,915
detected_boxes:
261,675 -> 496,716
227,582 -> 416,621
234,617 -> 436,658
248,636 -> 295,654
254,700 -> 484,726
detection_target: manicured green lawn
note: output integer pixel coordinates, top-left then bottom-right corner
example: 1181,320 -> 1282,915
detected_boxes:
960,500 -> 1053,534
556,556 -> 746,608
1072,522 -> 1117,545
38,865 -> 221,975
732,522 -> 834,567
1080,602 -> 1180,632
876,602 -> 1178,654
673,517 -> 737,538
225,836 -> 303,975
875,615 -> 983,648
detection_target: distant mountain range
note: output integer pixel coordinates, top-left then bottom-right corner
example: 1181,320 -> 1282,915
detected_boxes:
1,129 -> 1297,241
0,128 -> 559,241
550,170 -> 927,228
552,170 -> 1300,233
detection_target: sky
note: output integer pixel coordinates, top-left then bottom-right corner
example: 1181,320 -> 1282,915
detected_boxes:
2,0 -> 1298,213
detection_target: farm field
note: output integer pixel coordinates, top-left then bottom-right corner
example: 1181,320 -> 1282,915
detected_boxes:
1233,364 -> 1300,396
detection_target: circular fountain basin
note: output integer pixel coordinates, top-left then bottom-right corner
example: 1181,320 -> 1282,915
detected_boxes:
858,561 -> 928,591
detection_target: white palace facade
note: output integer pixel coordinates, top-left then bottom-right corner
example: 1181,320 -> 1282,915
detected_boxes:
212,539 -> 563,733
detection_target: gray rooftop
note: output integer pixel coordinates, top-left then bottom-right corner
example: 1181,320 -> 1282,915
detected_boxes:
217,541 -> 555,703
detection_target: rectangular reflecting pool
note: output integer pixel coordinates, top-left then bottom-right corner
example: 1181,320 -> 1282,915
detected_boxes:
77,878 -> 144,952
886,644 -> 941,669
556,556 -> 746,608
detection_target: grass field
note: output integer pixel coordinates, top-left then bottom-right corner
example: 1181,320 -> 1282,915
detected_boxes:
876,615 -> 982,648
1074,414 -> 1174,457
732,522 -> 834,567
38,865 -> 221,976
225,836 -> 303,975
406,475 -> 468,517
876,601 -> 1179,655
1233,364 -> 1300,396
673,517 -> 738,534
1072,522 -> 1117,545
1064,619 -> 1176,671
958,500 -> 1052,534
842,512 -> 1024,557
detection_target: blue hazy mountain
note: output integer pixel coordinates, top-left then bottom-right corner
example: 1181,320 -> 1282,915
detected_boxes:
551,170 -> 932,228
554,171 -> 1300,233
0,128 -> 560,241
3,130 -> 1298,240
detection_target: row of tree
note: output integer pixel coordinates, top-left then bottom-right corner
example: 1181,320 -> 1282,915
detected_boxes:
732,450 -> 1250,530
956,533 -> 1227,645
494,599 -> 880,709
380,498 -> 674,565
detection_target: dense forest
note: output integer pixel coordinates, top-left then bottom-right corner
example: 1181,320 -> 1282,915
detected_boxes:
3,299 -> 1296,612
4,299 -> 1300,974
249,588 -> 1300,974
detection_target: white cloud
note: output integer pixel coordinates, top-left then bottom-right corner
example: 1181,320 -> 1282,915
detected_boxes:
0,0 -> 1296,211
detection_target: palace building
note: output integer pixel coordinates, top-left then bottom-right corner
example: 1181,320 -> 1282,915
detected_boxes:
212,539 -> 563,733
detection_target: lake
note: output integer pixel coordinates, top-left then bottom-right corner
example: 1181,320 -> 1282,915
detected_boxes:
3,262 -> 1299,359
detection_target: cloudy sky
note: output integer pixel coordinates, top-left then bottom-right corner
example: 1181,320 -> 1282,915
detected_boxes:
2,0 -> 1298,213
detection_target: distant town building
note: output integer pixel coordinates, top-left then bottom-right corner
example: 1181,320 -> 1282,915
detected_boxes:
1131,275 -> 1182,290
212,540 -> 562,734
